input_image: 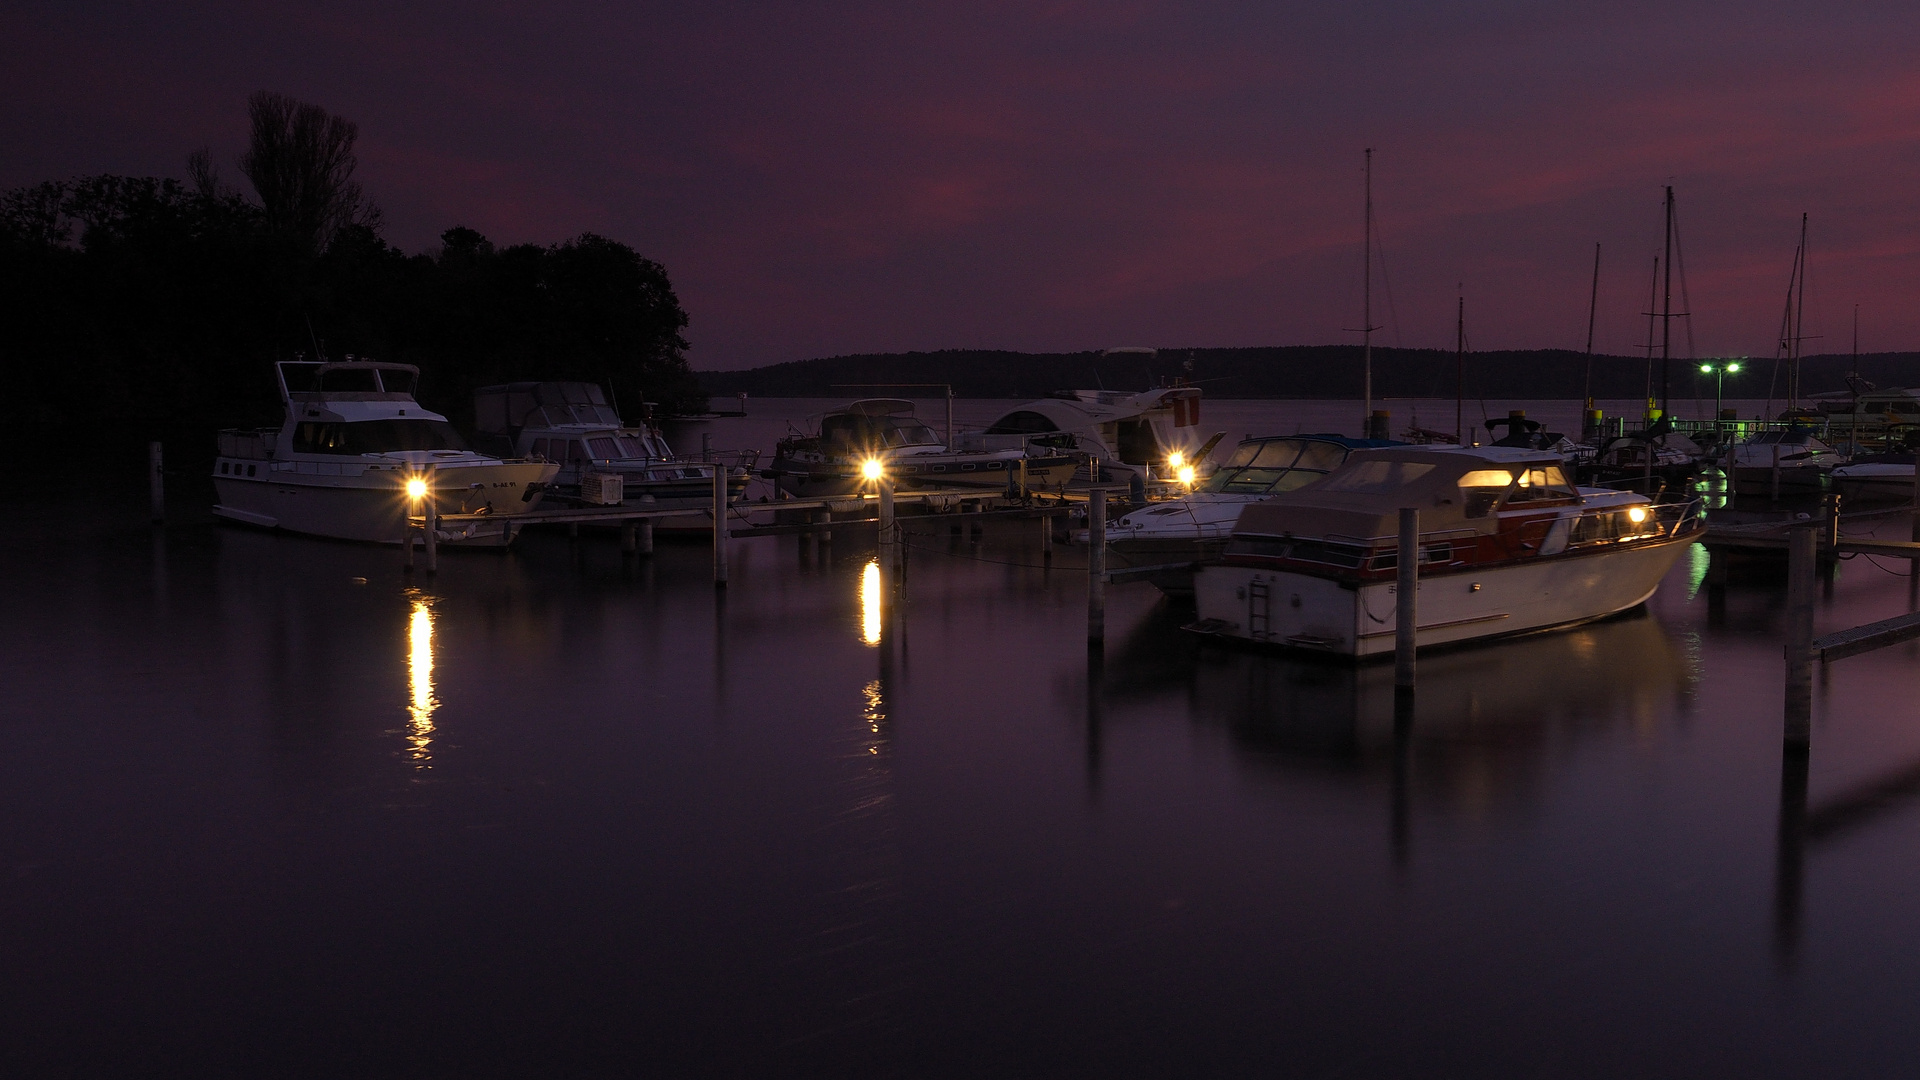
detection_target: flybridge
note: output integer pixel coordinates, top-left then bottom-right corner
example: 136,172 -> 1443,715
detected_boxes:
276,359 -> 421,403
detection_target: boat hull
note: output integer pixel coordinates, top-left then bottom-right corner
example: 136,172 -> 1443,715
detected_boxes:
213,459 -> 558,545
1188,531 -> 1698,658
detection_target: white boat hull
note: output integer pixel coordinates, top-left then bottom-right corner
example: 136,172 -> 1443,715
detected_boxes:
213,459 -> 557,545
1190,534 -> 1697,658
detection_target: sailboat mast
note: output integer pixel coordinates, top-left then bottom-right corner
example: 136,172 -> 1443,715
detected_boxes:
1362,147 -> 1374,435
1584,243 -> 1600,409
1791,212 -> 1808,408
1643,255 -> 1660,406
1456,287 -> 1465,444
1660,186 -> 1674,415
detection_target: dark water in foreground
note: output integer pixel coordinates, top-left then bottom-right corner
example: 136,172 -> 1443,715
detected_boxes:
8,400 -> 1920,1078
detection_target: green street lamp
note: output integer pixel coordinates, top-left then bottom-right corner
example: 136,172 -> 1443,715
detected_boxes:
1700,358 -> 1744,429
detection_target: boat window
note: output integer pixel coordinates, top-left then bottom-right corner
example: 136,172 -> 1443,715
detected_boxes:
1250,441 -> 1303,469
1506,465 -> 1578,504
292,419 -> 470,455
1317,460 -> 1437,493
985,411 -> 1058,435
316,367 -> 382,393
1116,418 -> 1161,465
1458,468 -> 1516,517
376,369 -> 417,395
1207,469 -> 1287,493
1221,442 -> 1264,468
618,436 -> 653,458
884,422 -> 940,448
1290,442 -> 1348,473
589,437 -> 623,459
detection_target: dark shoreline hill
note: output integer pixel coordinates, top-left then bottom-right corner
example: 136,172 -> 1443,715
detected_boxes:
699,346 -> 1920,400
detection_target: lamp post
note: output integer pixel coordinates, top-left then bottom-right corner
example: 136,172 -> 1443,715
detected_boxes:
1700,358 -> 1743,435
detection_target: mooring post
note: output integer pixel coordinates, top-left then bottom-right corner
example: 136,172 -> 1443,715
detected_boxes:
1784,525 -> 1816,754
148,441 -> 165,523
702,432 -> 713,463
1395,507 -> 1418,696
1041,511 -> 1054,561
1088,488 -> 1107,647
621,520 -> 637,555
1910,459 -> 1920,576
638,518 -> 654,556
878,474 -> 896,579
1824,492 -> 1842,554
712,464 -> 729,588
423,464 -> 439,574
1018,458 -> 1029,500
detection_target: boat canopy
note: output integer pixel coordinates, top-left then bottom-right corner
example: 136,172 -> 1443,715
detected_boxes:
1232,446 -> 1586,542
474,382 -> 624,434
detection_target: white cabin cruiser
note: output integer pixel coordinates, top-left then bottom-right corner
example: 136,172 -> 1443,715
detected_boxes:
1103,434 -> 1398,596
767,399 -> 1078,497
1188,446 -> 1703,658
213,361 -> 560,545
1727,428 -> 1840,496
1830,452 -> 1918,503
471,381 -> 751,509
978,384 -> 1212,483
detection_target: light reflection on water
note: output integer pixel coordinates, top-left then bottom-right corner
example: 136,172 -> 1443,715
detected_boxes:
860,558 -> 882,645
406,595 -> 436,768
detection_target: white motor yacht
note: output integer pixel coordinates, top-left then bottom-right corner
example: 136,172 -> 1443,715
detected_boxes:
1726,428 -> 1840,497
472,381 -> 751,509
977,384 -> 1213,483
1102,434 -> 1397,596
213,361 -> 559,545
1187,446 -> 1703,658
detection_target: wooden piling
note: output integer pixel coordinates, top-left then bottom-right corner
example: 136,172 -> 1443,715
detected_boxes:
713,464 -> 729,587
1087,489 -> 1107,647
423,464 -> 439,574
1395,507 -> 1418,695
1041,512 -> 1054,561
148,441 -> 165,523
1910,459 -> 1920,575
621,520 -> 637,554
1784,525 -> 1815,754
638,519 -> 654,556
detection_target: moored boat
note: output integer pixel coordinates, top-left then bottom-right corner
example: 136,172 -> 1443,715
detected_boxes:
213,360 -> 559,545
977,381 -> 1212,483
768,398 -> 1077,497
1187,446 -> 1703,658
1727,427 -> 1840,497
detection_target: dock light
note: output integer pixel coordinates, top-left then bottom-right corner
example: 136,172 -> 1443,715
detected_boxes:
405,477 -> 428,500
1168,450 -> 1186,471
861,458 -> 885,481
1627,506 -> 1649,524
1178,464 -> 1197,486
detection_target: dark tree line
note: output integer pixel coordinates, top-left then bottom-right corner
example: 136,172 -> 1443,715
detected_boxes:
0,92 -> 703,465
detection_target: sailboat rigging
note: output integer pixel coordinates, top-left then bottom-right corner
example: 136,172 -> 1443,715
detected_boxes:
1344,149 -> 1384,437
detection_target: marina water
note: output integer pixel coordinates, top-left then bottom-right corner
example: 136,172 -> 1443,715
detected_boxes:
6,398 -> 1920,1077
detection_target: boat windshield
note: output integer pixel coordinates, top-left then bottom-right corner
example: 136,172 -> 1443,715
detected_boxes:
293,419 -> 470,455
881,422 -> 941,448
1201,439 -> 1349,494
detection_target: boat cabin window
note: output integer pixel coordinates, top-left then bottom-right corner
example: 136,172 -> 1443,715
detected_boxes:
985,411 -> 1059,435
881,422 -> 940,448
1458,469 -> 1517,517
316,367 -> 382,393
293,419 -> 469,455
378,369 -> 417,395
589,437 -> 623,459
1503,465 -> 1578,506
1317,460 -> 1437,493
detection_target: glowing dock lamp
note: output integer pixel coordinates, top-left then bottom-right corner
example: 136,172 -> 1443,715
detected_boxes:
1700,358 -> 1743,427
860,457 -> 885,482
405,476 -> 428,500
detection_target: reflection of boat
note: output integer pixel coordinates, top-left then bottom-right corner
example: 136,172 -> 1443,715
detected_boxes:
1104,434 -> 1397,597
213,361 -> 559,545
979,383 -> 1212,483
767,399 -> 1077,497
1188,446 -> 1703,657
1728,428 -> 1840,497
1190,610 -> 1686,761
471,381 -> 750,509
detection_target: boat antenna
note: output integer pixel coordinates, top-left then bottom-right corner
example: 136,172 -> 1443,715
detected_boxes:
1661,185 -> 1674,415
1584,242 -> 1600,412
1455,284 -> 1465,444
304,315 -> 327,362
1341,148 -> 1382,436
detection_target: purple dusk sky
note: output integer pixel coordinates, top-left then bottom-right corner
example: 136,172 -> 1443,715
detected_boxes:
7,1 -> 1920,369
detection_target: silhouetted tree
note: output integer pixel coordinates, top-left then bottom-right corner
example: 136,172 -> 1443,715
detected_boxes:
238,91 -> 379,256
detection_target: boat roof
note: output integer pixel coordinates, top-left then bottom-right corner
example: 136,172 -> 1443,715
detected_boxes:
1233,446 -> 1582,541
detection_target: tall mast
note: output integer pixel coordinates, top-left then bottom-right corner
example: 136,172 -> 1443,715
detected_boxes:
1660,186 -> 1674,415
1456,286 -> 1465,444
1643,255 -> 1660,405
1584,242 -> 1600,408
1791,212 -> 1808,408
1362,147 -> 1374,433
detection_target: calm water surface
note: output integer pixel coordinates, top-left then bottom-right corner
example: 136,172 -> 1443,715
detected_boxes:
6,399 -> 1920,1078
